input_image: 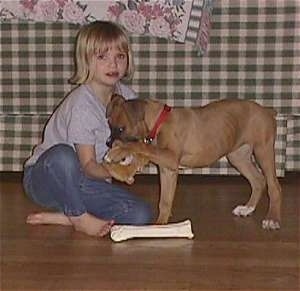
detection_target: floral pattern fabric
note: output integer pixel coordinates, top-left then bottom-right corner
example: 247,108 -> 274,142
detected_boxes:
0,0 -> 213,51
107,0 -> 187,41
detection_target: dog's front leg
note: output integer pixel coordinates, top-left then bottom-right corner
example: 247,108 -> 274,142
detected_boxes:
156,167 -> 179,224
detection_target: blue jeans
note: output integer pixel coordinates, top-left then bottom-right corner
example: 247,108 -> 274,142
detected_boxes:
23,144 -> 153,225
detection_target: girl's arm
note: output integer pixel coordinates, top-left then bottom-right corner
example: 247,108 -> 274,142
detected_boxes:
75,144 -> 111,180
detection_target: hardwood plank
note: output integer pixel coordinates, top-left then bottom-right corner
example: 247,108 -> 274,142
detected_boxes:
1,172 -> 299,290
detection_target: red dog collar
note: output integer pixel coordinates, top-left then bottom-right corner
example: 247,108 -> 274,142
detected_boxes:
144,104 -> 172,144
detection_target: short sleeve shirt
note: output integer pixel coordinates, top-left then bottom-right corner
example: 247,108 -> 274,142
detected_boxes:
24,83 -> 137,167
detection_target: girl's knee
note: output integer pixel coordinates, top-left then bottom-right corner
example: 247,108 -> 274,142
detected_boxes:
42,144 -> 79,173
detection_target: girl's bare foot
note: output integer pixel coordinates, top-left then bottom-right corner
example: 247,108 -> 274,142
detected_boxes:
26,212 -> 72,226
69,213 -> 114,237
26,212 -> 114,238
98,219 -> 115,237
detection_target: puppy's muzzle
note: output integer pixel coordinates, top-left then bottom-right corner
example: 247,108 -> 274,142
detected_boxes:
106,126 -> 141,148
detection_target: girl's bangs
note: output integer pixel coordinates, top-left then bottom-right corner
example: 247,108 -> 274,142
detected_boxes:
94,36 -> 128,55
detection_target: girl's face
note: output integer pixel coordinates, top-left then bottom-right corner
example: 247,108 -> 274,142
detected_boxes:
91,44 -> 128,87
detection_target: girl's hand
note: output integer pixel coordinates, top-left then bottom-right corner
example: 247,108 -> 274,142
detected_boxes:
75,144 -> 111,179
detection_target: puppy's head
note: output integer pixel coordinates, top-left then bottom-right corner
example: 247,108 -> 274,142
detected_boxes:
106,94 -> 147,147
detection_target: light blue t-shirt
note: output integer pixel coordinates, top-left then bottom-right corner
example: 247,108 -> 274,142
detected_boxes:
24,82 -> 137,167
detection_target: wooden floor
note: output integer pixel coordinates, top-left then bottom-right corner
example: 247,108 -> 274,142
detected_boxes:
1,172 -> 299,291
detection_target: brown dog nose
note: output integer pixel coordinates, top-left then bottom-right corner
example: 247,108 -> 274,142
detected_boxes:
106,135 -> 114,148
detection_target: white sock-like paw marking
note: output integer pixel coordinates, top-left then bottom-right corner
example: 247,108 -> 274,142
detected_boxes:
262,219 -> 280,230
232,205 -> 255,217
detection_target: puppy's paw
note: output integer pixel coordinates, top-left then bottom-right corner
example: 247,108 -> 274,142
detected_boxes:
262,219 -> 280,230
232,205 -> 255,217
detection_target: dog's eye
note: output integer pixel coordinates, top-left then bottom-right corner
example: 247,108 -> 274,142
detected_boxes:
111,126 -> 125,135
118,127 -> 125,133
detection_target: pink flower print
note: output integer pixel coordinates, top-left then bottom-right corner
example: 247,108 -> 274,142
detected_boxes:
119,10 -> 146,34
107,3 -> 124,22
149,17 -> 171,38
165,13 -> 181,33
151,3 -> 164,18
62,2 -> 85,24
55,0 -> 68,8
20,0 -> 38,11
163,7 -> 172,17
138,2 -> 152,21
33,0 -> 59,22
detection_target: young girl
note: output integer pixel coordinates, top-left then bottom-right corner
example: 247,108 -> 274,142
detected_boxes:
23,21 -> 153,238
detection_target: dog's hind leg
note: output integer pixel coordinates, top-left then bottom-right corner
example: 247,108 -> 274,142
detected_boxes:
156,167 -> 179,224
253,141 -> 282,230
227,144 -> 266,217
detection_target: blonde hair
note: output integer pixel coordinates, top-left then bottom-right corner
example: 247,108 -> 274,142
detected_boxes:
69,21 -> 134,84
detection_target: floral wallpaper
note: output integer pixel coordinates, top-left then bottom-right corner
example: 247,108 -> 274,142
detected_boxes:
0,0 -> 213,50
107,0 -> 186,40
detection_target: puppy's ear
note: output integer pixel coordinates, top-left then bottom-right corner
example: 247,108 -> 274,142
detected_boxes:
106,94 -> 125,118
125,99 -> 146,122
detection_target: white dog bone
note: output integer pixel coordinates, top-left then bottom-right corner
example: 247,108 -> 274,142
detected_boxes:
232,205 -> 255,217
110,219 -> 194,242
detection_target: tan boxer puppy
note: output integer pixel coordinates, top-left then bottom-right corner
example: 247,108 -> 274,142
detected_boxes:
105,94 -> 282,230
